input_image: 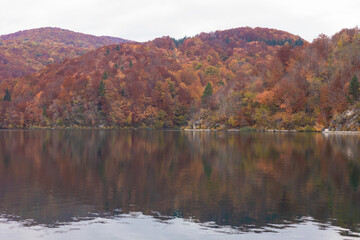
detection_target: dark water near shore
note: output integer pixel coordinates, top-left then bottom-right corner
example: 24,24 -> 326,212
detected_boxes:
0,130 -> 359,239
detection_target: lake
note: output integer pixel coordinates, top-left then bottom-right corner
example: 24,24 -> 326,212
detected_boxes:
0,130 -> 359,239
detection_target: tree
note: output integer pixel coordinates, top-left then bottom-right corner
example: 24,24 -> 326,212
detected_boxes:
348,75 -> 359,103
98,80 -> 105,97
42,105 -> 47,117
201,82 -> 213,104
3,89 -> 11,102
225,36 -> 230,44
102,72 -> 108,80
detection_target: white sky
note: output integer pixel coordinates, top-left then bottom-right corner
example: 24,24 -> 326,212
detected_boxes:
0,0 -> 359,42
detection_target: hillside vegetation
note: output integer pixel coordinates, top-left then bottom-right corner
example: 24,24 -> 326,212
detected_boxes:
0,27 -> 128,81
1,27 -> 359,130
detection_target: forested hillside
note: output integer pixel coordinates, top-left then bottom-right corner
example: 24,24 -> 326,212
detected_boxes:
1,27 -> 359,130
0,27 -> 128,81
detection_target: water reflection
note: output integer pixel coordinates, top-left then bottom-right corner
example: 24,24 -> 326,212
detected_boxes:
0,130 -> 359,235
2,214 -> 359,240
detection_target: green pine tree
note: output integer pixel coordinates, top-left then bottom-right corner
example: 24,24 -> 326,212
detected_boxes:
3,89 -> 11,102
98,80 -> 105,97
102,72 -> 108,80
42,105 -> 47,117
201,82 -> 213,104
348,74 -> 359,102
225,36 -> 230,44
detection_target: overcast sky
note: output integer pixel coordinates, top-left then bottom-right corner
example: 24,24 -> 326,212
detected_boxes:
0,0 -> 359,42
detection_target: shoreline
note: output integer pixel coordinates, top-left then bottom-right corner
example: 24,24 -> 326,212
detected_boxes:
184,128 -> 360,134
0,127 -> 359,134
321,130 -> 360,135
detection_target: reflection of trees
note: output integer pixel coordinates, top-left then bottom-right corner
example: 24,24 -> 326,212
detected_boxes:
0,130 -> 359,232
349,163 -> 360,191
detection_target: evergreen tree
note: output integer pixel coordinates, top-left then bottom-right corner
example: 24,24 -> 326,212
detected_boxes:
98,80 -> 105,97
129,60 -> 133,68
294,38 -> 302,46
42,105 -> 47,117
3,89 -> 11,102
348,74 -> 359,102
116,45 -> 120,51
201,82 -> 213,104
102,71 -> 108,80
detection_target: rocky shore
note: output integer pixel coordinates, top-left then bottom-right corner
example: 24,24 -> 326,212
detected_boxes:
329,105 -> 360,131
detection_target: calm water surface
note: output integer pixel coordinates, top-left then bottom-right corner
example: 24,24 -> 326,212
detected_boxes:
0,130 -> 359,239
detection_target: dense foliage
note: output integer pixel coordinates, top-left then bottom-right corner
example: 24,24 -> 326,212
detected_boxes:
0,27 -> 128,81
1,27 -> 360,129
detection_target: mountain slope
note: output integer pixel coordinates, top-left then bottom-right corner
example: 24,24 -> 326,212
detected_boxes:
1,26 -> 359,130
0,27 -> 129,80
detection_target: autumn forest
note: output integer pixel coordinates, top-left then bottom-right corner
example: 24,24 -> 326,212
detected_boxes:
1,27 -> 360,130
